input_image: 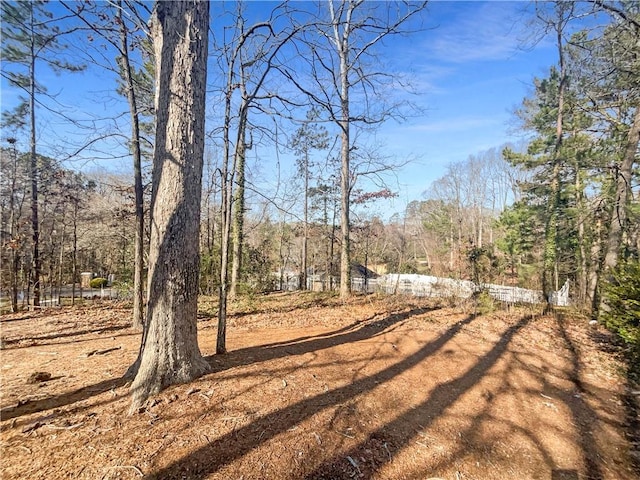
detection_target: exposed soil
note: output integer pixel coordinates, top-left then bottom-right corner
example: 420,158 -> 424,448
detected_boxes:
1,292 -> 638,479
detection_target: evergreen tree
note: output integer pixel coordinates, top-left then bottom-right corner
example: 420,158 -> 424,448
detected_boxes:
288,108 -> 329,290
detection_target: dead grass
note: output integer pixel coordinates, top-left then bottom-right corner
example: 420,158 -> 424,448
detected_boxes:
0,291 -> 638,479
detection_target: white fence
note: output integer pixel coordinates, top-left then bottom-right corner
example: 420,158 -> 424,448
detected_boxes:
274,272 -> 569,306
354,274 -> 569,306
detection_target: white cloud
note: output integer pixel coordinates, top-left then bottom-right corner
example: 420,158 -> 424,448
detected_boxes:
424,2 -> 527,63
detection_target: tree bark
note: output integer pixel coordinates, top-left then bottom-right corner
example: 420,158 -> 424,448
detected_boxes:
230,111 -> 247,300
330,2 -> 352,299
130,0 -> 210,410
7,139 -> 21,312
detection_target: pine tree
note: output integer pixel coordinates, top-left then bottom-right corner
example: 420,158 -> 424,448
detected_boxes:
288,108 -> 329,290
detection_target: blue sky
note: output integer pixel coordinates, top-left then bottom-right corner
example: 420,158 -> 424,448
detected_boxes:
0,1 -> 561,218
373,0 -> 555,209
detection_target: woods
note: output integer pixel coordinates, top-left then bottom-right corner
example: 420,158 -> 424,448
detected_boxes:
1,0 -> 638,403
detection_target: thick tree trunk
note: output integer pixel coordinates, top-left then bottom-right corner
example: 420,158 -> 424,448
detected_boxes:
130,0 -> 210,410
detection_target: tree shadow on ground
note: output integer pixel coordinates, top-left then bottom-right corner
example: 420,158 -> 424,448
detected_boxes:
146,311 -> 478,479
223,292 -> 348,319
0,376 -> 128,422
324,312 -> 614,480
0,306 -> 433,423
204,306 -> 436,374
303,314 -> 536,479
585,319 -> 640,477
0,311 -> 67,324
554,313 -> 608,480
1,323 -> 134,349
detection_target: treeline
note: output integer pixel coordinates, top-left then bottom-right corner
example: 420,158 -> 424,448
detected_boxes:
0,142 -> 518,302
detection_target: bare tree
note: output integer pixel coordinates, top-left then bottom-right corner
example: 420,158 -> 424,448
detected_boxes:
280,0 -> 427,297
212,2 -> 298,353
0,139 -> 28,312
129,0 -> 210,409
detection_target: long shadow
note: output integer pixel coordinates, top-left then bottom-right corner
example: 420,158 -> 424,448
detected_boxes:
0,311 -> 66,324
304,313 -> 534,479
204,307 -> 435,375
146,313 -> 478,479
555,313 -> 605,480
587,323 -> 640,476
0,307 -> 429,422
2,324 -> 133,349
0,376 -> 127,421
404,344 -> 561,478
226,293 -> 344,319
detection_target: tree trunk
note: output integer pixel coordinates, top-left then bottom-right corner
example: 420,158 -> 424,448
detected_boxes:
71,201 -> 78,305
230,118 -> 247,300
56,220 -> 66,306
29,7 -> 40,309
301,151 -> 309,291
575,163 -> 588,305
597,106 -> 640,318
543,22 -> 567,304
7,140 -> 20,312
130,0 -> 210,410
333,6 -> 351,299
117,0 -> 146,329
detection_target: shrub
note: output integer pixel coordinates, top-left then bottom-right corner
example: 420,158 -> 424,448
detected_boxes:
112,280 -> 133,300
89,277 -> 108,289
474,289 -> 496,315
601,259 -> 640,350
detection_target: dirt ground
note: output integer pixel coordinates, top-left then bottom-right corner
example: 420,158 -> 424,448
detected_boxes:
0,292 -> 638,480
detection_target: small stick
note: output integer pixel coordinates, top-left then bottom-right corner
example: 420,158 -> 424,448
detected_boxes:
85,346 -> 121,357
45,422 -> 83,430
346,456 -> 361,475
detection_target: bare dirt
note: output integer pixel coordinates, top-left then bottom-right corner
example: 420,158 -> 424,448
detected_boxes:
1,292 -> 638,480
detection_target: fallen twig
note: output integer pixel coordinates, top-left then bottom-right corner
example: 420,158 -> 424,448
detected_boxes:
44,422 -> 83,430
346,456 -> 361,475
21,422 -> 42,434
85,346 -> 121,357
